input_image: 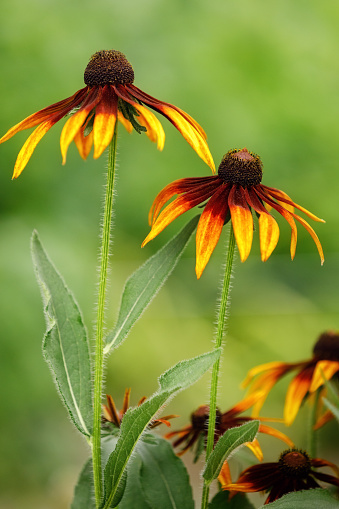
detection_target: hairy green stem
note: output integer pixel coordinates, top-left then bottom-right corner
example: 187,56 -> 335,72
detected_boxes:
93,127 -> 118,507
201,225 -> 236,509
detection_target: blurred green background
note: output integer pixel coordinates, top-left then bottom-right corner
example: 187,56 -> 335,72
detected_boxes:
1,0 -> 339,507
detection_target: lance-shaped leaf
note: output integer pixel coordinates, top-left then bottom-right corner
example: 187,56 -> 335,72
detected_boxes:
203,421 -> 259,485
71,460 -> 95,509
31,231 -> 92,436
209,490 -> 255,509
263,488 -> 339,508
100,348 -> 221,508
138,435 -> 194,509
104,216 -> 199,354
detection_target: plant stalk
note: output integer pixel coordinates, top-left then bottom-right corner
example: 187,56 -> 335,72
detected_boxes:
93,126 -> 118,507
201,225 -> 236,509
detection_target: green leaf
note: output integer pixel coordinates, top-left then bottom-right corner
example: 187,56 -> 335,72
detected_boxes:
104,216 -> 199,354
203,421 -> 259,485
209,490 -> 255,509
138,435 -> 194,509
118,454 -> 152,509
31,231 -> 92,436
71,460 -> 95,509
322,397 -> 339,424
263,488 -> 339,508
101,348 -> 221,508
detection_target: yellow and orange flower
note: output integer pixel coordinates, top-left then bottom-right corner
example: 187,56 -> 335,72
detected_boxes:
1,50 -> 214,179
222,448 -> 339,505
242,331 -> 339,426
142,148 -> 324,278
102,388 -> 178,431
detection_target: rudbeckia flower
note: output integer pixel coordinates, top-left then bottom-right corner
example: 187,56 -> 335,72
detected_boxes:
102,388 -> 178,431
1,50 -> 214,178
142,148 -> 324,278
242,331 -> 339,426
223,448 -> 339,505
165,393 -> 293,476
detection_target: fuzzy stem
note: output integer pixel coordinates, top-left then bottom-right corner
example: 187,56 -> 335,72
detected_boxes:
201,225 -> 236,509
92,127 -> 118,507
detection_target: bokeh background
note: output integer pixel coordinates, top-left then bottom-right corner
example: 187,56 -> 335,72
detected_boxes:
1,0 -> 338,507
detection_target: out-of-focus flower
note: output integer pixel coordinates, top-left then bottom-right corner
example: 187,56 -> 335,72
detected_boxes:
142,148 -> 324,278
102,388 -> 178,431
243,331 -> 339,426
1,50 -> 214,178
223,448 -> 339,505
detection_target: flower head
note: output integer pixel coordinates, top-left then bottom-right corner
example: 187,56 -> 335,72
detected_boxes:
242,331 -> 339,426
223,448 -> 339,505
165,393 -> 293,461
142,148 -> 324,278
1,50 -> 214,178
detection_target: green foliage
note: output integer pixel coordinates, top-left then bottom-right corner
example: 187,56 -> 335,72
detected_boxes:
100,348 -> 221,508
104,216 -> 199,354
31,231 -> 93,437
263,489 -> 339,508
71,460 -> 95,509
203,421 -> 259,485
209,490 -> 255,509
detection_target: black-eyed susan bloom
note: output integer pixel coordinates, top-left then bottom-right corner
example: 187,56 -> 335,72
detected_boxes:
1,50 -> 215,178
223,448 -> 339,505
102,388 -> 178,431
142,148 -> 324,279
242,331 -> 339,426
165,393 -> 293,459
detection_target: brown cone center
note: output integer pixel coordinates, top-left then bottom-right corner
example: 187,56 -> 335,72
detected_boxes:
313,331 -> 339,361
278,449 -> 311,478
84,50 -> 134,86
218,148 -> 263,187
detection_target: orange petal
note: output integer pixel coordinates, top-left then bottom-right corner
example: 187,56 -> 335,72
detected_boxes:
263,186 -> 325,222
93,85 -> 117,159
246,438 -> 263,461
292,213 -> 324,265
0,87 -> 88,144
134,103 -> 165,150
142,183 -> 218,247
74,127 -> 93,160
12,116 -> 63,178
310,360 -> 339,392
284,367 -> 314,425
225,392 -> 266,418
218,460 -> 232,487
229,186 -> 253,262
242,361 -> 292,388
258,214 -> 280,261
122,388 -> 131,416
60,87 -> 103,164
314,409 -> 334,430
117,111 -> 133,132
258,424 -> 294,447
195,185 -> 230,278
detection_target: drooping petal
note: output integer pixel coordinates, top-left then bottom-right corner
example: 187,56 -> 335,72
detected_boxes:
133,103 -> 165,150
284,365 -> 315,425
292,213 -> 325,265
312,458 -> 339,478
60,87 -> 103,164
309,360 -> 339,392
256,188 -> 298,260
148,177 -> 218,225
12,112 -> 66,178
224,392 -> 266,418
0,87 -> 88,144
118,84 -> 215,172
142,184 -> 217,247
314,409 -> 334,430
195,185 -> 230,278
258,424 -> 294,447
218,460 -> 232,487
262,185 -> 325,222
229,186 -> 253,262
245,189 -> 280,261
117,110 -> 133,132
74,126 -> 94,160
246,438 -> 263,461
93,85 -> 118,159
242,361 -> 294,388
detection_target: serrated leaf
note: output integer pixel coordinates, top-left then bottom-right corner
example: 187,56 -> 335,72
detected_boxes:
104,216 -> 199,354
31,231 -> 92,436
323,397 -> 339,424
263,488 -> 339,508
209,490 -> 255,509
138,435 -> 194,509
203,421 -> 259,485
101,349 -> 221,508
71,460 -> 95,509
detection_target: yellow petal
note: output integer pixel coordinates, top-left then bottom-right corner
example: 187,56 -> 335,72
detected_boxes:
310,360 -> 339,392
93,86 -> 117,159
117,111 -> 133,132
134,104 -> 165,150
259,213 -> 280,261
246,438 -> 263,461
74,127 -> 93,160
229,187 -> 253,262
